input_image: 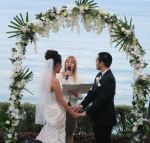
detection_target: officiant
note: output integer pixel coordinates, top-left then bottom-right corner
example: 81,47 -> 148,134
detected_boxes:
57,55 -> 81,143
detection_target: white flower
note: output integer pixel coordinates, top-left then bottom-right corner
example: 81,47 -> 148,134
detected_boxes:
9,100 -> 14,106
11,112 -> 18,118
133,122 -> 138,127
7,134 -> 12,139
62,11 -> 68,17
21,26 -> 30,33
10,72 -> 18,78
96,76 -> 101,84
121,27 -> 126,33
11,95 -> 16,101
5,120 -> 11,125
33,19 -> 44,29
125,30 -> 132,36
12,90 -> 19,96
9,106 -> 15,111
14,60 -> 22,67
12,120 -> 19,126
14,66 -> 22,73
104,16 -> 108,19
84,5 -> 89,10
79,5 -> 85,12
13,52 -> 24,59
132,126 -> 137,132
98,83 -> 101,87
17,79 -> 26,88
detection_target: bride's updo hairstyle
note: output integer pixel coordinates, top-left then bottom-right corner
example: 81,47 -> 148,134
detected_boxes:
45,50 -> 62,66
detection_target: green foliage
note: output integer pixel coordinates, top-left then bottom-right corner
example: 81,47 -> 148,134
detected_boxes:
111,17 -> 135,50
0,102 -> 9,131
16,103 -> 42,132
76,0 -> 98,9
19,67 -> 33,83
7,12 -> 29,38
1,102 -> 149,136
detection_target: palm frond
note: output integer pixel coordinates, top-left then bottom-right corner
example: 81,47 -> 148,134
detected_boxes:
24,87 -> 34,95
7,12 -> 29,38
19,67 -> 34,82
26,12 -> 29,22
75,0 -> 98,9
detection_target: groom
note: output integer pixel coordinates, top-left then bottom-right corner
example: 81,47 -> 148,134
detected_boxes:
73,52 -> 116,143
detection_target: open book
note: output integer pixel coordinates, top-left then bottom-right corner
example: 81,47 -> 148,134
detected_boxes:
62,83 -> 93,95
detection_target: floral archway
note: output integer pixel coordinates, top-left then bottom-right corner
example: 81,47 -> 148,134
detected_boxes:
5,0 -> 150,142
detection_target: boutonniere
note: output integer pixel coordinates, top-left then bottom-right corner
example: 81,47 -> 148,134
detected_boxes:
96,76 -> 102,87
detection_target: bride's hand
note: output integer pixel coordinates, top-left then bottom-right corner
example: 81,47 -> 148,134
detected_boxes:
71,111 -> 86,119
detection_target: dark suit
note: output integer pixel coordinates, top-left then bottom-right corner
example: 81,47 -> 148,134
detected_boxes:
81,69 -> 116,143
148,101 -> 150,119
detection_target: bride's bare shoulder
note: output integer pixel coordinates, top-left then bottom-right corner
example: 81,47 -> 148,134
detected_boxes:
52,77 -> 60,86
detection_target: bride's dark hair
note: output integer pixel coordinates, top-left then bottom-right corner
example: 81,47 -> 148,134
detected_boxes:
45,50 -> 62,66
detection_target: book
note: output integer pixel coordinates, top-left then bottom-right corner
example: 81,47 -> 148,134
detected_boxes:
62,83 -> 93,95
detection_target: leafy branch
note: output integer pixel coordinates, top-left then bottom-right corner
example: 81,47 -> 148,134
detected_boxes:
76,0 -> 98,9
7,12 -> 29,38
111,17 -> 134,50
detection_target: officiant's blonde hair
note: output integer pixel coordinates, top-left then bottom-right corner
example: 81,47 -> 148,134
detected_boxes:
63,56 -> 78,81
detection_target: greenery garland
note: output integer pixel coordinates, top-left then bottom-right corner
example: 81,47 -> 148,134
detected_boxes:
5,0 -> 150,142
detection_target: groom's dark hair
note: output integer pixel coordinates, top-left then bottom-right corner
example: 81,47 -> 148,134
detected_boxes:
98,52 -> 112,67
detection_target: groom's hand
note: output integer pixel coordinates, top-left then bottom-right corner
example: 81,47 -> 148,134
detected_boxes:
72,111 -> 86,119
71,105 -> 83,113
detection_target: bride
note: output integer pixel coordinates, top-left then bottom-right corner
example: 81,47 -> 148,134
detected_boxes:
35,50 -> 80,143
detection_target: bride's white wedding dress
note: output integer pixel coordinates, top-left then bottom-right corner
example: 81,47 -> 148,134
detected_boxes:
36,92 -> 66,143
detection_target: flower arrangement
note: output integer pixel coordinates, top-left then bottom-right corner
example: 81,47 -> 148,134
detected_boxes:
6,0 -> 150,142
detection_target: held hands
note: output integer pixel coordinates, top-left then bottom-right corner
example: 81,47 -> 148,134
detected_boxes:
70,105 -> 86,119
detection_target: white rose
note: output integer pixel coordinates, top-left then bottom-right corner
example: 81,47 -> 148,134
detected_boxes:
21,26 -> 30,33
96,77 -> 100,83
132,126 -> 137,132
125,30 -> 132,36
10,72 -> 18,78
13,53 -> 24,59
33,19 -> 44,29
9,106 -> 15,111
12,120 -> 19,126
56,8 -> 61,14
9,100 -> 14,106
14,65 -> 22,73
17,80 -> 25,88
7,134 -> 12,139
11,95 -> 16,101
121,27 -> 126,32
84,5 -> 89,10
12,90 -> 19,96
14,109 -> 19,114
79,5 -> 85,11
104,16 -> 108,19
62,11 -> 68,17
133,122 -> 138,127
5,120 -> 11,125
14,60 -> 22,67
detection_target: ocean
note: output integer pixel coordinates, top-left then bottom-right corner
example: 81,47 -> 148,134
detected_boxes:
0,0 -> 150,105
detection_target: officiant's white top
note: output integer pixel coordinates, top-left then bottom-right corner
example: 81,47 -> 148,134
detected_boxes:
57,73 -> 81,105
